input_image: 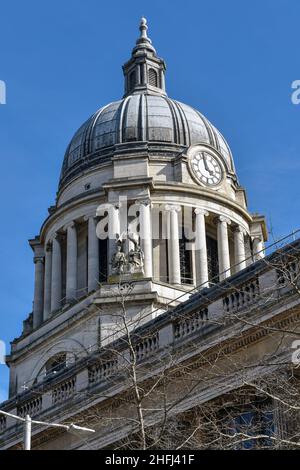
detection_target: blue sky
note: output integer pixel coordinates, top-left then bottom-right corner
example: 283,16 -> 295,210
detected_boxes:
0,0 -> 300,400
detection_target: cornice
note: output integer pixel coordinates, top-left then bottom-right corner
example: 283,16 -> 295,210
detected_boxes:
102,176 -> 154,191
40,190 -> 106,243
152,181 -> 252,223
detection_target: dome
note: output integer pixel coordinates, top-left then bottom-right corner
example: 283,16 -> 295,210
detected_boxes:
59,19 -> 235,189
60,96 -> 234,187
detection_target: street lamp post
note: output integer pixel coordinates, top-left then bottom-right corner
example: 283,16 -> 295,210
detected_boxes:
24,415 -> 32,450
0,409 -> 95,450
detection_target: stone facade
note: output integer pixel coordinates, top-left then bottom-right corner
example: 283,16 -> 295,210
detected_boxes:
1,19 -> 291,451
1,240 -> 300,449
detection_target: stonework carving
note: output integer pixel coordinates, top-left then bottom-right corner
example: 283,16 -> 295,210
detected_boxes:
111,232 -> 144,276
111,242 -> 127,275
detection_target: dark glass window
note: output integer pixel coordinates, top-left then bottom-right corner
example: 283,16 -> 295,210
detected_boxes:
226,403 -> 274,449
99,238 -> 108,282
207,236 -> 219,284
179,236 -> 193,285
45,353 -> 67,377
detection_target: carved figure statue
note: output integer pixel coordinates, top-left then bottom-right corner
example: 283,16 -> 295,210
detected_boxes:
111,243 -> 127,274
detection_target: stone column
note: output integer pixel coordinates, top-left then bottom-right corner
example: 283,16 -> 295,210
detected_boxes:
165,205 -> 181,285
108,204 -> 120,275
51,234 -> 62,312
253,236 -> 265,261
217,216 -> 231,281
43,242 -> 52,321
138,199 -> 153,278
33,256 -> 44,329
194,208 -> 209,288
142,63 -> 147,85
87,216 -> 99,291
160,70 -> 166,91
66,222 -> 77,302
136,63 -> 141,85
234,226 -> 247,272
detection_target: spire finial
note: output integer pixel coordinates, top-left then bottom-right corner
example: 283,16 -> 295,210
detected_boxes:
137,17 -> 152,45
122,17 -> 166,97
139,17 -> 148,39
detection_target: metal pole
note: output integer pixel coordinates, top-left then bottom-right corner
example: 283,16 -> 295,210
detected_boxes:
24,414 -> 32,451
0,409 -> 95,450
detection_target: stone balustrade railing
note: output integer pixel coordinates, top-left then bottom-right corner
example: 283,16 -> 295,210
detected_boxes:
1,241 -> 300,441
17,396 -> 42,419
52,377 -> 76,405
276,257 -> 300,287
0,416 -> 6,434
223,277 -> 260,313
174,307 -> 209,341
134,332 -> 159,363
88,358 -> 119,385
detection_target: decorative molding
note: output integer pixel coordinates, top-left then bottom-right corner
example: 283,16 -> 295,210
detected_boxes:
194,208 -> 209,217
218,215 -> 231,225
164,204 -> 181,212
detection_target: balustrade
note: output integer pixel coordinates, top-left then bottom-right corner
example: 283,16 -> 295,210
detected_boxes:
0,416 -> 6,434
223,277 -> 260,313
277,259 -> 300,287
88,358 -> 119,385
52,377 -> 76,405
17,397 -> 42,418
134,332 -> 159,362
174,308 -> 209,341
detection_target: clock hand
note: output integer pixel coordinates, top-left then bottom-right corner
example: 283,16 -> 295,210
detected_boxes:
203,155 -> 214,176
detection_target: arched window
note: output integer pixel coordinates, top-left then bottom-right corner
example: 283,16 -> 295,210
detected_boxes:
45,353 -> 67,377
129,71 -> 136,90
149,68 -> 158,87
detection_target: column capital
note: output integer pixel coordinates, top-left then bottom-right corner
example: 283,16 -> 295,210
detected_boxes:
233,225 -> 247,235
34,256 -> 44,265
45,241 -> 52,252
52,232 -> 63,242
63,221 -> 77,232
216,215 -> 231,225
83,214 -> 99,222
252,234 -> 263,242
165,204 -> 181,213
194,208 -> 209,217
135,198 -> 151,207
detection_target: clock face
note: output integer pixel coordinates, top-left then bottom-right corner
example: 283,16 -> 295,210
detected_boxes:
191,152 -> 223,186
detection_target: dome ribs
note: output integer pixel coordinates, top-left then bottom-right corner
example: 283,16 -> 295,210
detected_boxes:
193,107 -> 215,147
137,94 -> 146,142
173,100 -> 190,147
116,97 -> 129,144
144,94 -> 149,142
85,108 -> 103,156
60,98 -> 234,187
164,97 -> 180,145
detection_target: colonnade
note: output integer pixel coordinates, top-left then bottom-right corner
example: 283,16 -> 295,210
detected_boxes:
32,215 -> 99,328
31,204 -> 264,329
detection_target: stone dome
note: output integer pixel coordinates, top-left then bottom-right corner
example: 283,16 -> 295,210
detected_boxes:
59,19 -> 235,189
